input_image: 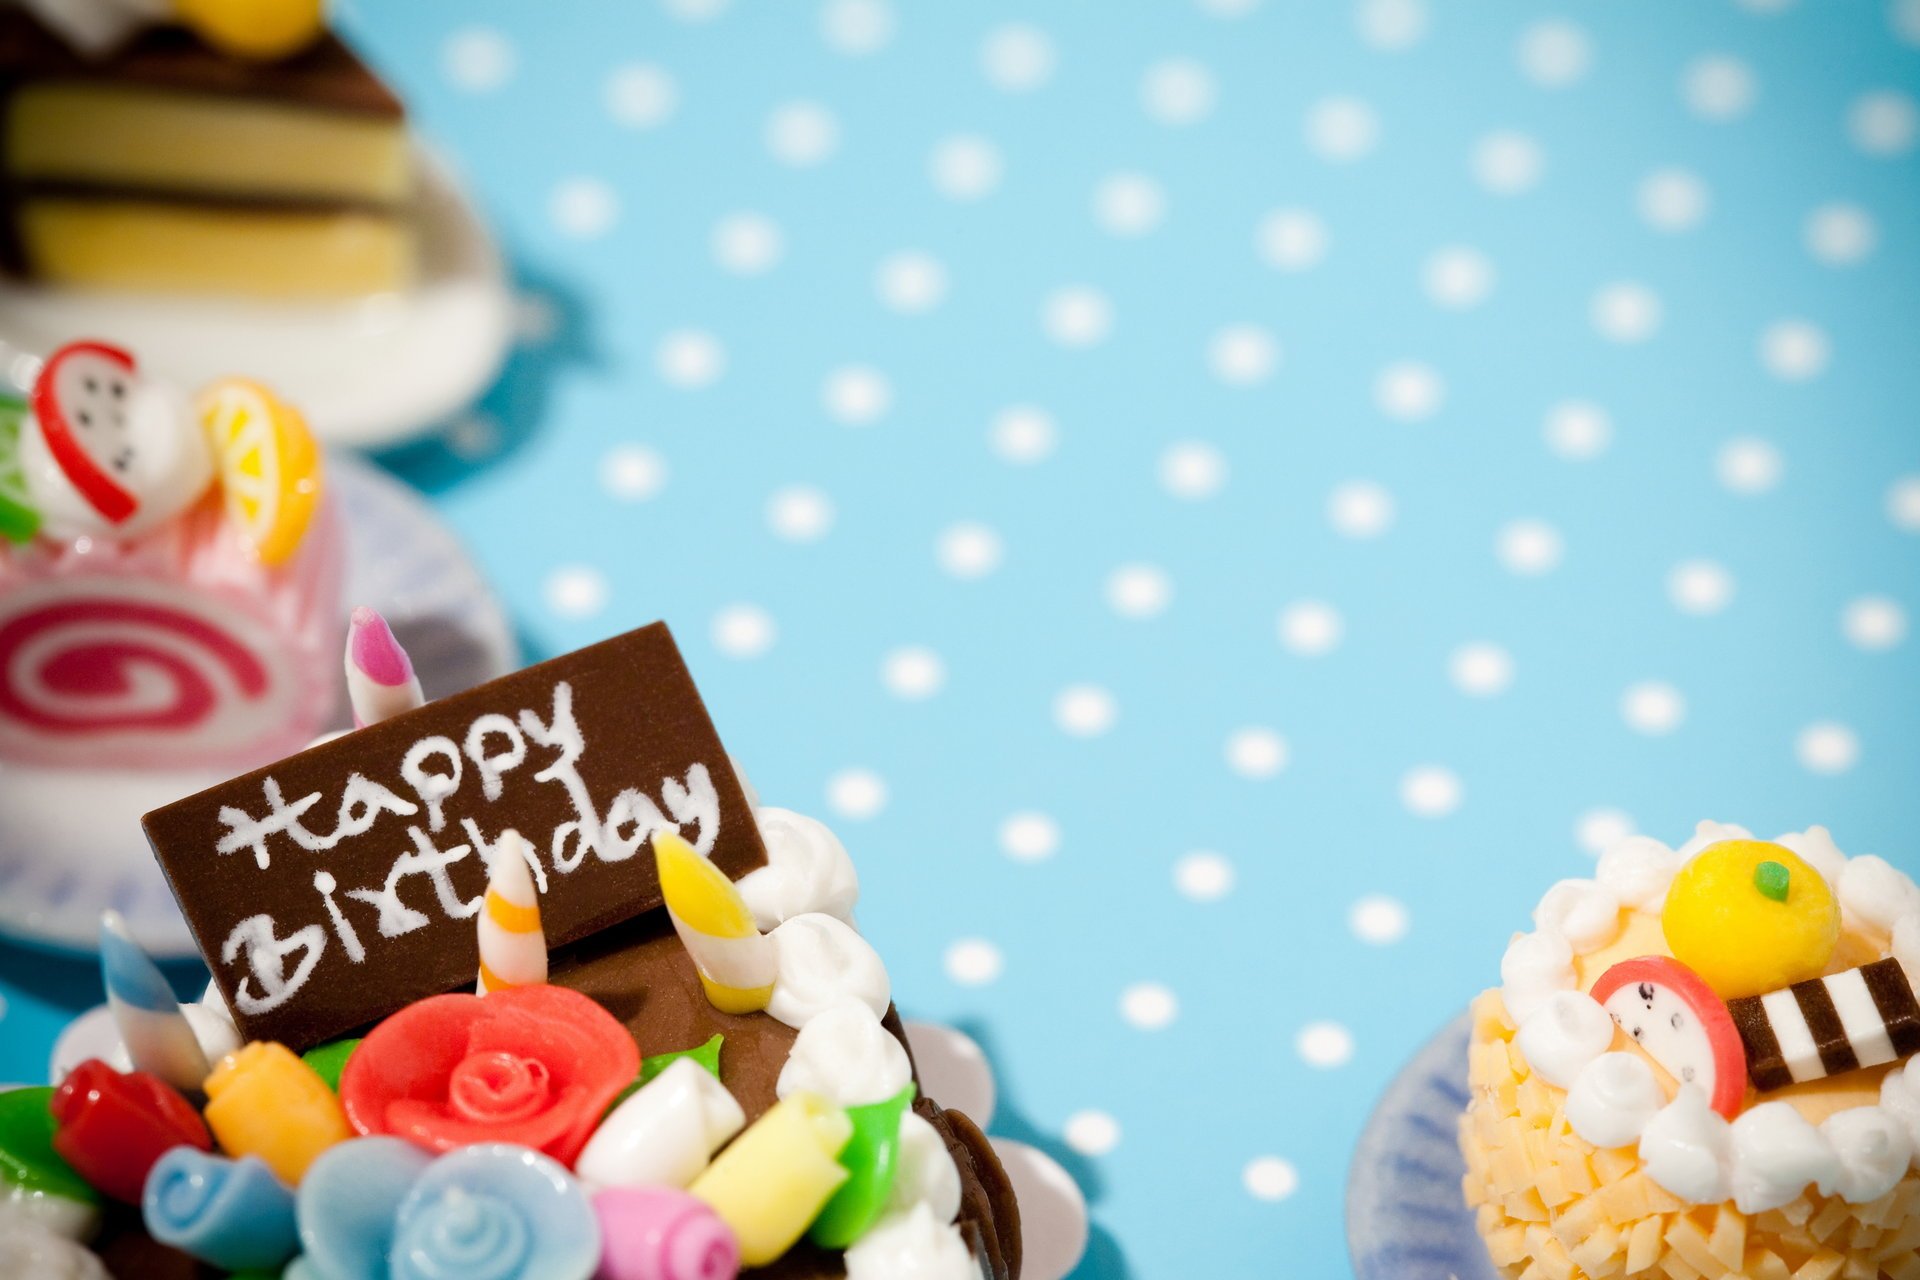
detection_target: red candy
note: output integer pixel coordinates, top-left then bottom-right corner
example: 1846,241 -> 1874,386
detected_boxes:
339,984 -> 638,1168
50,1059 -> 212,1202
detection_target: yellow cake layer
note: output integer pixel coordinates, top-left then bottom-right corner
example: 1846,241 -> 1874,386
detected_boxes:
7,83 -> 410,203
1461,989 -> 1920,1280
19,198 -> 413,297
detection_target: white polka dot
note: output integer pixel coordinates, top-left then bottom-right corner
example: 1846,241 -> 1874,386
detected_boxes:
1142,58 -> 1216,125
1375,361 -> 1445,421
881,646 -> 945,700
1062,1110 -> 1120,1156
1225,727 -> 1289,779
655,330 -> 725,388
929,135 -> 1002,200
766,101 -> 840,166
1243,1156 -> 1299,1201
937,522 -> 1003,579
1805,204 -> 1877,266
1208,325 -> 1280,386
1497,519 -> 1563,575
1797,723 -> 1860,775
1683,55 -> 1758,121
711,212 -> 784,275
604,63 -> 677,129
1895,0 -> 1920,46
1591,282 -> 1662,343
1449,643 -> 1514,697
1717,438 -> 1784,495
512,293 -> 559,346
1890,477 -> 1920,531
1760,320 -> 1830,381
712,604 -> 776,658
1544,401 -> 1612,461
1159,441 -> 1227,500
944,938 -> 1003,986
1638,168 -> 1710,232
1356,0 -> 1427,50
1093,173 -> 1167,237
545,565 -> 609,620
1576,808 -> 1636,857
1843,596 -> 1906,651
1621,681 -> 1686,735
1400,765 -> 1462,818
1174,851 -> 1235,901
1667,560 -> 1735,615
1472,131 -> 1544,195
550,177 -> 619,239
1850,91 -> 1918,155
1042,286 -> 1113,348
1256,208 -> 1329,271
989,405 -> 1057,464
767,485 -> 835,542
827,768 -> 888,820
601,444 -> 668,501
1327,480 -> 1395,538
1305,95 -> 1380,161
821,0 -> 893,55
1107,564 -> 1172,619
1516,20 -> 1592,88
1349,895 -> 1410,944
822,365 -> 892,425
875,251 -> 948,314
981,23 -> 1054,92
1277,600 -> 1344,656
443,413 -> 500,461
443,27 -> 515,92
1000,812 -> 1060,862
1422,246 -> 1495,309
663,0 -> 729,20
1119,982 -> 1178,1030
1297,1021 -> 1355,1068
1054,685 -> 1118,737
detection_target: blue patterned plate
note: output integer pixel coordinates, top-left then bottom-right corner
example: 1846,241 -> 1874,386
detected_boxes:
1347,1012 -> 1499,1280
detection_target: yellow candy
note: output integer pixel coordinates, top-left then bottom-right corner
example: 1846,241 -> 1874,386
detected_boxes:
689,1093 -> 852,1266
203,1042 -> 352,1186
1662,839 -> 1840,999
656,831 -> 776,1014
173,0 -> 327,61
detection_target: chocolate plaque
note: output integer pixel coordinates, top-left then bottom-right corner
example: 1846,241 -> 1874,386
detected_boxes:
143,623 -> 767,1051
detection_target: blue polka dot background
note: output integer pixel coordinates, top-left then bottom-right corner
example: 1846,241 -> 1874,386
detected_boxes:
4,1 -> 1919,1276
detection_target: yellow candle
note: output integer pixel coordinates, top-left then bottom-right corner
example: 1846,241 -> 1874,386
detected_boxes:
477,830 -> 547,994
203,1042 -> 352,1186
689,1093 -> 852,1265
655,830 -> 776,1014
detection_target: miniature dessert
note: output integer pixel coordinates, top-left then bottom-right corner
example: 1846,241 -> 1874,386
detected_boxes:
0,337 -> 340,770
1462,822 -> 1920,1280
0,1 -> 414,297
2,620 -> 1020,1279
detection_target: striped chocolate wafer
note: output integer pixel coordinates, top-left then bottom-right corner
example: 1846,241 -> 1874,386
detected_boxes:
1730,957 -> 1920,1092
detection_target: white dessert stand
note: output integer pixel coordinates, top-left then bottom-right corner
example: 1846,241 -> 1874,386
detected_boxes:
0,146 -> 511,450
0,453 -> 517,958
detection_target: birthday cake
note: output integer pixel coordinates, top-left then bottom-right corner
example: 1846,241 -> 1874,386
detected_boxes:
0,620 -> 1021,1280
1461,822 -> 1920,1280
0,338 -> 340,771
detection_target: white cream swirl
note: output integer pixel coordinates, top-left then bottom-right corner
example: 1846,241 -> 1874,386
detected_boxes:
1532,879 -> 1622,954
1514,991 -> 1614,1089
1880,1060 -> 1920,1151
0,1222 -> 108,1280
1773,825 -> 1849,891
1730,1102 -> 1841,1214
1839,855 -> 1920,936
889,1113 -> 963,1224
776,998 -> 913,1107
739,807 -> 860,932
1821,1107 -> 1914,1204
843,1203 -> 975,1280
1640,1086 -> 1732,1203
767,913 -> 891,1029
1594,836 -> 1679,911
1675,820 -> 1752,860
1565,1053 -> 1663,1149
1499,930 -> 1575,1023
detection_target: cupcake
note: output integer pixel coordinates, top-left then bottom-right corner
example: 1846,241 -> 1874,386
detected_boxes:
1462,822 -> 1920,1280
0,338 -> 340,770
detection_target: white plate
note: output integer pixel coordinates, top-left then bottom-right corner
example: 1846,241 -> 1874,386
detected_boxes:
0,146 -> 511,450
0,453 -> 517,958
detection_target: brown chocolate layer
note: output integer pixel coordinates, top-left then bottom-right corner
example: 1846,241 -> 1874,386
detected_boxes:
1790,976 -> 1860,1078
1865,957 -> 1920,1058
1729,993 -> 1792,1092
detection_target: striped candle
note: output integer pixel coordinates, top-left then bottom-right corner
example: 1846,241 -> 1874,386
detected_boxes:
476,830 -> 547,994
100,909 -> 211,1094
344,605 -> 424,728
656,829 -> 776,1014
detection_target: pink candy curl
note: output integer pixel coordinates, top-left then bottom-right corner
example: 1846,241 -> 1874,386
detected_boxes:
594,1186 -> 740,1280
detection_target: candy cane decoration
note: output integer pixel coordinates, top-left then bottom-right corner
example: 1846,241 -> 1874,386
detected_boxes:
657,829 -> 776,1015
345,605 -> 424,728
477,830 -> 547,994
101,908 -> 212,1095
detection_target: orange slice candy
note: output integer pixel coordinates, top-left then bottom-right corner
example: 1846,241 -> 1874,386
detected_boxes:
199,378 -> 322,567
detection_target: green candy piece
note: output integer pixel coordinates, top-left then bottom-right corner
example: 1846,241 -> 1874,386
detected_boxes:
0,397 -> 43,546
607,1034 -> 727,1116
1754,860 -> 1792,903
0,1088 -> 97,1204
302,1038 -> 362,1093
809,1083 -> 916,1249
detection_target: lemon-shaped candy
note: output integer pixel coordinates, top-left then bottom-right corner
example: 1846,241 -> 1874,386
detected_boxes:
1662,839 -> 1839,999
174,0 -> 326,61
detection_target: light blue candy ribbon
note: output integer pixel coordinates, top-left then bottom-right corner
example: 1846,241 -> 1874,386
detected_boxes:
142,1149 -> 298,1272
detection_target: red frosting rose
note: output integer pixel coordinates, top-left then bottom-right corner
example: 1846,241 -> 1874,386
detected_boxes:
339,985 -> 638,1167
